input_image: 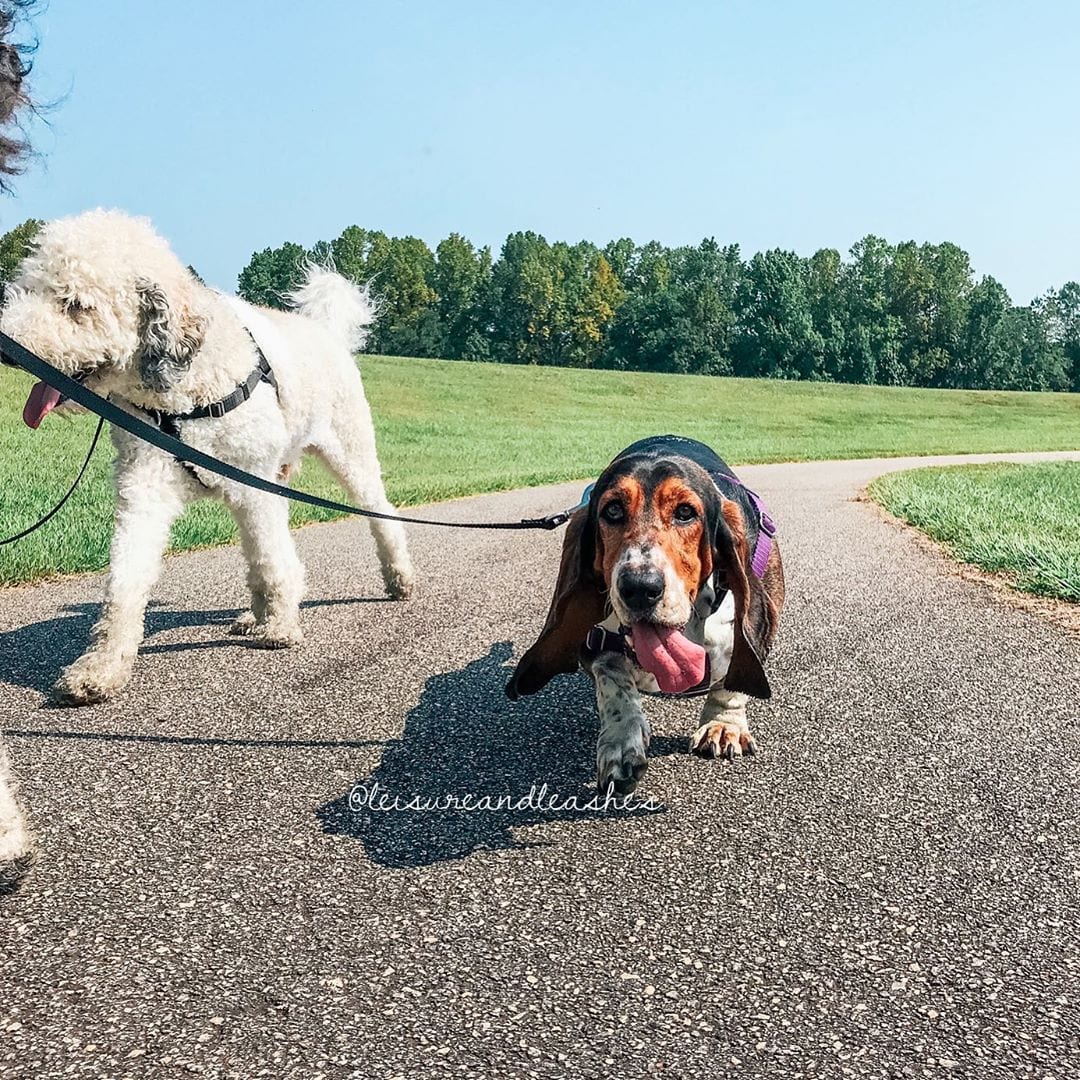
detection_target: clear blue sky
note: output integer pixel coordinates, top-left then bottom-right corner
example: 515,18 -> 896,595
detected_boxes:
6,0 -> 1078,302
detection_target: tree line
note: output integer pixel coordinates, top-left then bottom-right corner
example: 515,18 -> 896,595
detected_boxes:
237,227 -> 1078,392
1,218 -> 1076,391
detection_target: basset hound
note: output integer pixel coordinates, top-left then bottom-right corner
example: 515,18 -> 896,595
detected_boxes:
506,435 -> 785,794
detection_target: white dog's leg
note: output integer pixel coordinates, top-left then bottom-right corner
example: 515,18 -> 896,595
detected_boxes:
0,739 -> 33,891
593,653 -> 650,795
54,458 -> 185,706
228,491 -> 305,648
316,419 -> 414,600
691,688 -> 756,760
359,489 -> 414,601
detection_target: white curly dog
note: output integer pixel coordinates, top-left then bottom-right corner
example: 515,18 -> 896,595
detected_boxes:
2,209 -> 415,707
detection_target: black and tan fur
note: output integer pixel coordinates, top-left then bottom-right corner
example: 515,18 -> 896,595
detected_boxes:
508,436 -> 784,793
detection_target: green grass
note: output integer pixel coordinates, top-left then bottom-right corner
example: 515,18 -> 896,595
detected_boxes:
2,354 -> 1079,585
869,462 -> 1080,601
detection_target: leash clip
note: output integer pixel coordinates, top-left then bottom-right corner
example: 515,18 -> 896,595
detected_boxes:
540,511 -> 570,529
518,511 -> 570,531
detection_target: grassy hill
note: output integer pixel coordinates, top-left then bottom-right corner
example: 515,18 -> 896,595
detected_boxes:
2,354 -> 1079,584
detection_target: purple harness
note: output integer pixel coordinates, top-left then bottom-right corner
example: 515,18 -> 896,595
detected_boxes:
724,474 -> 777,581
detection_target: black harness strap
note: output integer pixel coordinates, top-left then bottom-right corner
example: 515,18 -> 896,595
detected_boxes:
166,351 -> 277,423
154,412 -> 206,488
144,339 -> 278,489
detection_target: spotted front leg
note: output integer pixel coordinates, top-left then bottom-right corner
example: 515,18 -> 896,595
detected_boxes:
691,688 -> 756,761
592,652 -> 650,795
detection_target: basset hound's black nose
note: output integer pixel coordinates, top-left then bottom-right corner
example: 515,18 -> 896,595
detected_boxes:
618,567 -> 664,611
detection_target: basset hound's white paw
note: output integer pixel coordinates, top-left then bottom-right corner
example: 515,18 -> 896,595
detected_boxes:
596,719 -> 649,795
690,720 -> 757,761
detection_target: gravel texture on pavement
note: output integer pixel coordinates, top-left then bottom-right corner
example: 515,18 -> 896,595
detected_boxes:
1,450 -> 1078,1080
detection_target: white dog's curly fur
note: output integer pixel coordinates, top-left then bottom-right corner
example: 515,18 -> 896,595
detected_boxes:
0,739 -> 32,892
1,208 -> 415,708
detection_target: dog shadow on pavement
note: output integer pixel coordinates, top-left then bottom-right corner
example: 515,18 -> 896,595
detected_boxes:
317,640 -> 677,869
0,597 -> 388,694
0,602 -> 225,694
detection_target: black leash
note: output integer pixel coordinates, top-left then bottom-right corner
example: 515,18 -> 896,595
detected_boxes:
0,415 -> 105,546
0,331 -> 576,543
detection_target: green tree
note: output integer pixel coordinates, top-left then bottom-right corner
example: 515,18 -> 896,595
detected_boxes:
886,240 -> 935,383
807,248 -> 847,380
368,235 -> 438,356
236,241 -> 308,309
960,276 -> 1014,388
924,242 -> 974,382
431,233 -> 492,360
606,240 -> 737,374
601,237 -> 636,284
0,216 -> 40,294
232,225 -> 1075,392
999,306 -> 1067,391
733,249 -> 823,380
1035,282 -> 1080,391
841,236 -> 902,384
487,231 -> 560,365
570,251 -> 623,366
669,240 -> 741,374
323,226 -> 441,355
329,225 -> 390,285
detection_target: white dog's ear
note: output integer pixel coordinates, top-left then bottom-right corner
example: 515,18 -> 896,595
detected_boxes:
135,277 -> 207,392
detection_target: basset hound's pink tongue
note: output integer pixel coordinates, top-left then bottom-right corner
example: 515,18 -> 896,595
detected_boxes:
23,381 -> 63,429
629,623 -> 706,694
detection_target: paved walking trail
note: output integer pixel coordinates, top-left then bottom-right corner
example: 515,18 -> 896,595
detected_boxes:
1,451 -> 1078,1079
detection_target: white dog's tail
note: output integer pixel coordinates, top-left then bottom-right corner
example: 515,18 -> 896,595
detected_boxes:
286,265 -> 376,353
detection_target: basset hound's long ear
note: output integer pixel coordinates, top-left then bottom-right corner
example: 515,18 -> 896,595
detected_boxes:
506,502 -> 607,700
711,499 -> 777,700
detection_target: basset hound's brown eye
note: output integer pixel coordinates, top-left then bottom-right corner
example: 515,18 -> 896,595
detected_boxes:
600,501 -> 625,525
673,502 -> 698,523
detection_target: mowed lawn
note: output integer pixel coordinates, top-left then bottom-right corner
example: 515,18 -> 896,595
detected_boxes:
869,462 -> 1080,602
1,354 -> 1079,584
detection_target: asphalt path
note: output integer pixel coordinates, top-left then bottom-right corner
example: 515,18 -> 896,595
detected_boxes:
1,450 -> 1079,1080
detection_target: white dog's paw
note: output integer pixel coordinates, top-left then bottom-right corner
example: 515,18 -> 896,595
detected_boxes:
596,722 -> 650,796
384,566 -> 415,601
690,721 -> 757,761
0,849 -> 33,893
0,792 -> 33,893
53,652 -> 133,706
246,620 -> 303,649
0,825 -> 33,893
229,611 -> 258,636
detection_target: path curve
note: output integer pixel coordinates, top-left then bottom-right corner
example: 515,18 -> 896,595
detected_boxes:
1,450 -> 1079,1079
